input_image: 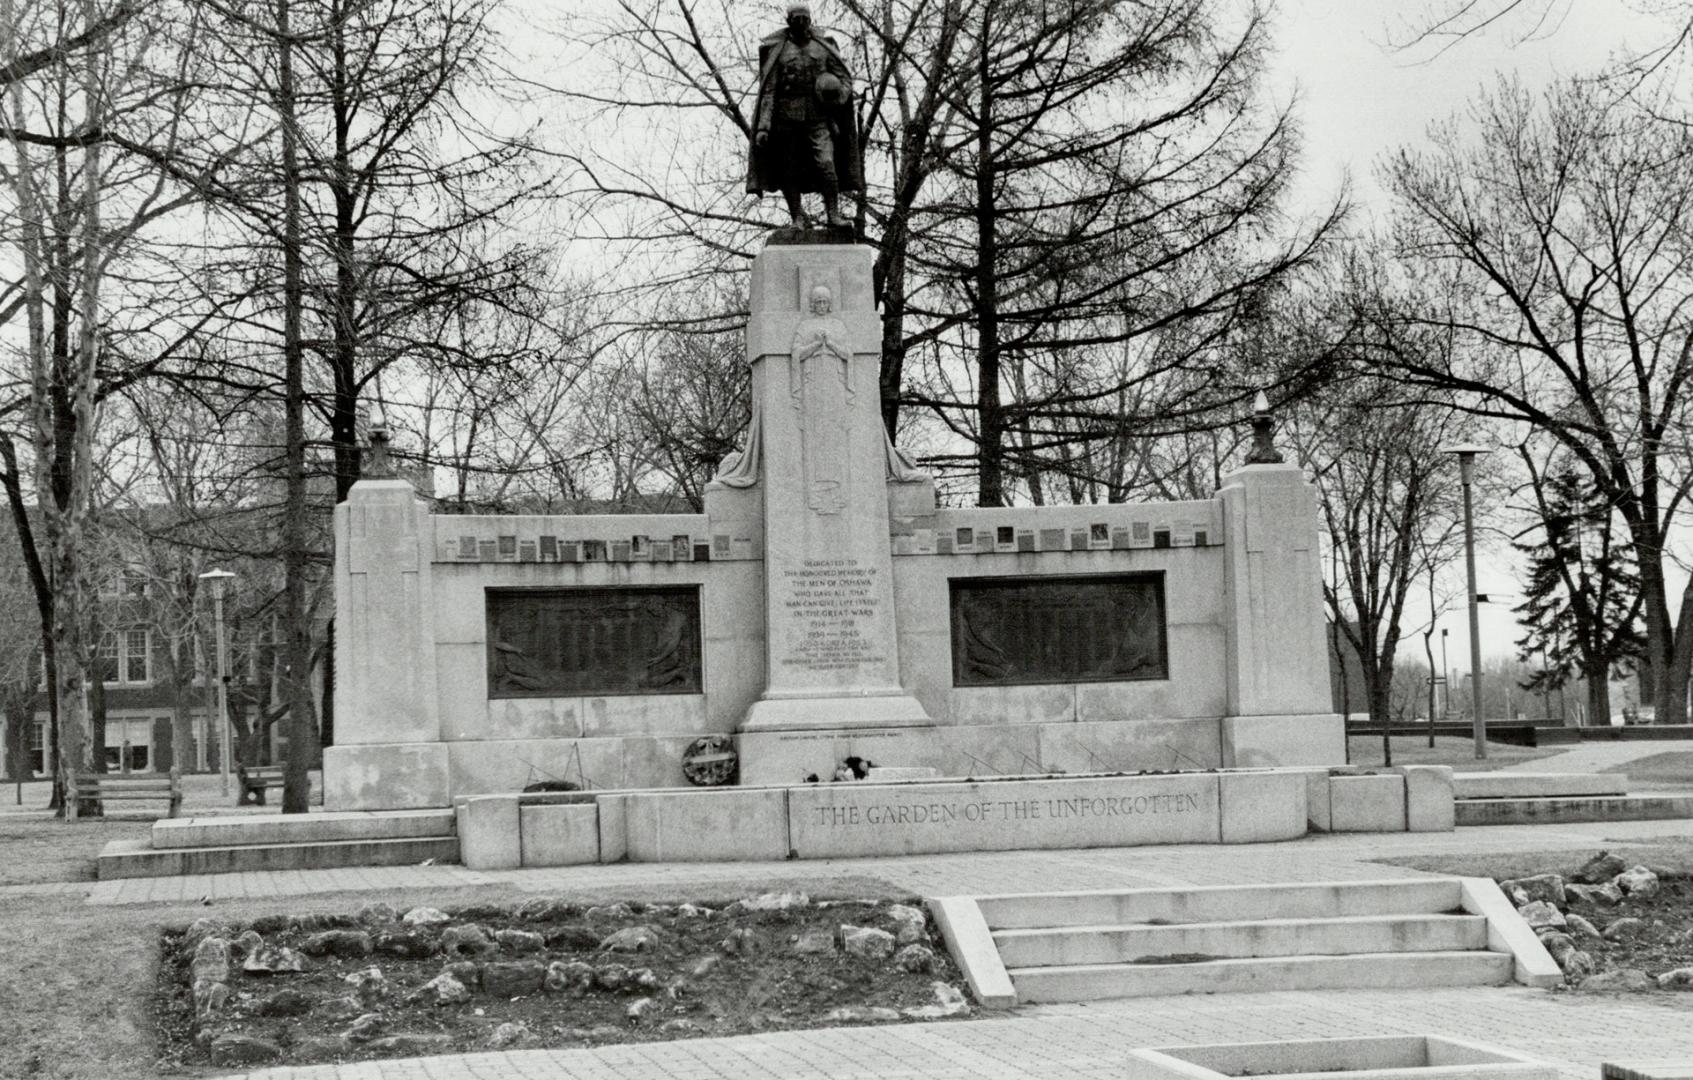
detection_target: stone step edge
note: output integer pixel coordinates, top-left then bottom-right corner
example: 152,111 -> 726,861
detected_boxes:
993,912 -> 1488,938
151,809 -> 456,850
96,835 -> 459,880
1005,949 -> 1511,976
1455,795 -> 1693,825
976,878 -> 1463,928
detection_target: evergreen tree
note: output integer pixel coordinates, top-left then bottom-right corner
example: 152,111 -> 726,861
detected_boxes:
1512,464 -> 1644,724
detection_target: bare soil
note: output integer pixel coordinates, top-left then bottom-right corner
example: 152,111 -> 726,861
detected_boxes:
157,892 -> 971,1069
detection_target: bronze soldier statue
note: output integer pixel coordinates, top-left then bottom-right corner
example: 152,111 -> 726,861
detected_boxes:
747,3 -> 863,230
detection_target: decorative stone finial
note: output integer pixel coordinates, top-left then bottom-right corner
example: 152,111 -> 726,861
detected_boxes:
365,405 -> 396,479
1245,389 -> 1284,465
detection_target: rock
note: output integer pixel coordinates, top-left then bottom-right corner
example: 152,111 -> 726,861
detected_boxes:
192,978 -> 229,1021
1565,913 -> 1602,940
402,906 -> 451,926
718,928 -> 760,955
301,929 -> 373,959
1657,967 -> 1693,989
1580,968 -> 1653,991
410,970 -> 471,1005
443,960 -> 482,988
902,981 -> 970,1019
885,903 -> 928,944
243,944 -> 306,975
233,929 -> 264,958
344,1013 -> 386,1042
440,924 -> 496,958
1575,851 -> 1628,884
355,901 -> 399,926
365,1034 -> 455,1054
676,903 -> 713,919
585,1024 -> 623,1041
250,914 -> 293,934
841,925 -> 897,959
826,1005 -> 901,1023
1517,901 -> 1565,930
1603,917 -> 1645,941
295,1035 -> 351,1058
629,967 -> 661,992
1560,949 -> 1596,979
191,937 -> 232,984
207,1034 -> 282,1066
1500,874 -> 1565,906
488,1021 -> 531,1048
1538,932 -> 1575,962
791,929 -> 836,955
252,987 -> 314,1017
731,891 -> 809,914
315,994 -> 366,1021
342,966 -> 388,1007
595,963 -> 630,992
296,913 -> 358,931
516,897 -> 575,922
894,943 -> 936,973
1503,885 -> 1530,907
182,918 -> 227,950
545,925 -> 603,951
1566,882 -> 1625,906
690,955 -> 722,978
600,925 -> 663,953
374,930 -> 438,959
584,903 -> 633,920
659,1018 -> 701,1034
495,928 -> 545,954
450,903 -> 509,921
626,996 -> 659,1024
1617,866 -> 1660,898
545,960 -> 596,994
482,960 -> 546,998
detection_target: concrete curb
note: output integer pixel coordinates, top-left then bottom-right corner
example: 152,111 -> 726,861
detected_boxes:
1457,877 -> 1562,988
927,895 -> 1016,1009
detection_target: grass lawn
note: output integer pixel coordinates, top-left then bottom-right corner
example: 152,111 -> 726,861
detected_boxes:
0,817 -> 151,886
1346,734 -> 1561,771
1602,751 -> 1693,791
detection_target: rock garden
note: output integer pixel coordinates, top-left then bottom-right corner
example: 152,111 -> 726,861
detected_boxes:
1496,849 -> 1693,992
158,891 -> 971,1069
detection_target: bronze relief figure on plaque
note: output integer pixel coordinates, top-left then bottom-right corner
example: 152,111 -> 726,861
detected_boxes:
487,587 -> 703,697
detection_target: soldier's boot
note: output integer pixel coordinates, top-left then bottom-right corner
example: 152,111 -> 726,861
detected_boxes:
783,190 -> 807,228
823,193 -> 849,229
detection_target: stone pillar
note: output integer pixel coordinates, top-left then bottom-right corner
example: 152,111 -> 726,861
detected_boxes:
1216,461 -> 1345,767
322,477 -> 451,809
733,242 -> 931,779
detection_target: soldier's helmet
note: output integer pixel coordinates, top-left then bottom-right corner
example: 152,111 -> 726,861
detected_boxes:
815,72 -> 848,107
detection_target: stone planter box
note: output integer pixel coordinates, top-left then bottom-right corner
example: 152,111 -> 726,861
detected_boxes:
1125,1035 -> 1556,1080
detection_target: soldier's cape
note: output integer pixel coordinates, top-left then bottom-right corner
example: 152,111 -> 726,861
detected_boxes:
745,29 -> 865,195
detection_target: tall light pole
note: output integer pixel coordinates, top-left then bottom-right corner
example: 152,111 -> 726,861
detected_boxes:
1443,443 -> 1490,759
199,569 -> 237,796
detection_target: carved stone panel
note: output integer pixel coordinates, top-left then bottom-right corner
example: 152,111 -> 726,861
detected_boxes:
486,587 -> 703,698
949,574 -> 1168,687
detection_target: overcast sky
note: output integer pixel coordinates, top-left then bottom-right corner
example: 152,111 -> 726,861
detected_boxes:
1272,0 -> 1673,217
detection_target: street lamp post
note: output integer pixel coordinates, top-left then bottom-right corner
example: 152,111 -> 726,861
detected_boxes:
1442,444 -> 1490,759
199,569 -> 237,797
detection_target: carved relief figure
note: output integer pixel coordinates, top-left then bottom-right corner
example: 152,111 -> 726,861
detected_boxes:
791,285 -> 854,514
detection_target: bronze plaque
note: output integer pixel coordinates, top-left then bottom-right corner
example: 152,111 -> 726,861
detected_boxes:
949,574 -> 1167,686
487,587 -> 702,697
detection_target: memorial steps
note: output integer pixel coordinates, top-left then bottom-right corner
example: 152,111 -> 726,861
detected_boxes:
1451,771 -> 1693,825
946,878 -> 1556,1005
95,810 -> 459,879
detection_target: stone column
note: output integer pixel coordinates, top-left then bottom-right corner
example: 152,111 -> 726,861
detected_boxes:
322,477 -> 451,809
1216,461 -> 1345,767
735,243 -> 931,775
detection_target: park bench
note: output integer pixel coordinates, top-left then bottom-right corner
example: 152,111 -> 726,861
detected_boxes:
73,768 -> 182,818
237,764 -> 287,806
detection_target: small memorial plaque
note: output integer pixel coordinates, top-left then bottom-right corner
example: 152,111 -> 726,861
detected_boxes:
713,534 -> 731,558
518,540 -> 538,562
955,527 -> 975,549
950,573 -> 1167,687
653,540 -> 674,562
610,541 -> 633,562
1194,528 -> 1210,547
996,526 -> 1015,548
539,535 -> 559,560
561,541 -> 582,563
1111,527 -> 1131,549
672,534 -> 693,561
694,542 -> 712,562
1016,530 -> 1036,553
1130,521 -> 1152,547
1070,528 -> 1089,550
1039,528 -> 1066,551
1090,523 -> 1110,544
497,535 -> 518,559
478,540 -> 498,562
1153,527 -> 1172,549
584,540 -> 607,561
459,536 -> 479,559
487,586 -> 703,698
936,534 -> 954,555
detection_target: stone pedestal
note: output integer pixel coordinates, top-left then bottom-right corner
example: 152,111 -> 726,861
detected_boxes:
726,242 -> 932,742
1216,462 -> 1344,767
323,478 -> 451,810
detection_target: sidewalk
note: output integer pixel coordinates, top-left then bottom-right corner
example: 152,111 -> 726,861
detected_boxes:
1495,737 -> 1693,776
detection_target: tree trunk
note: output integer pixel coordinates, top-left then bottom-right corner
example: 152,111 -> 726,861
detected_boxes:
973,3 -> 1003,507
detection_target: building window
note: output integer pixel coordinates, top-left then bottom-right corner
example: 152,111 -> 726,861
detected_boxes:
98,630 -> 152,685
949,573 -> 1169,687
486,587 -> 703,698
